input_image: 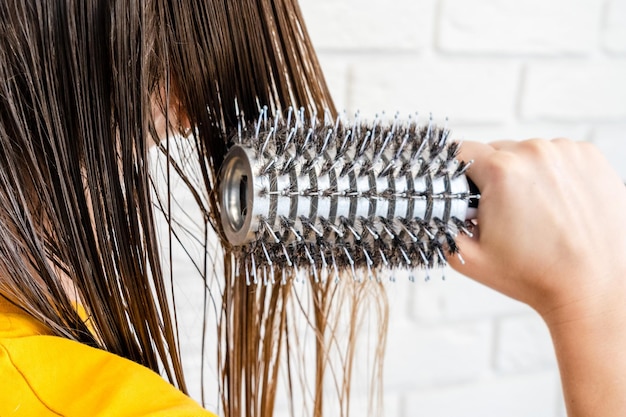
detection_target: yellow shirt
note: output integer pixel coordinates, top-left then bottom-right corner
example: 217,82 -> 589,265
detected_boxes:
0,296 -> 216,416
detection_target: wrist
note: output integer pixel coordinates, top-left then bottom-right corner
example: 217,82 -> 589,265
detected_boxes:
541,278 -> 626,417
535,262 -> 626,328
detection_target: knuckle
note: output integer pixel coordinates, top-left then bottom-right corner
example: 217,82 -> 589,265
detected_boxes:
578,141 -> 600,156
551,138 -> 601,163
519,138 -> 552,159
550,137 -> 574,148
484,151 -> 519,183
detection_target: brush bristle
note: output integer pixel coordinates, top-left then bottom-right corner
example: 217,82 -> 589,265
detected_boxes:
219,106 -> 476,284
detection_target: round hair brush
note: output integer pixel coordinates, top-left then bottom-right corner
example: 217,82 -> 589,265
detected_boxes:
219,107 -> 479,284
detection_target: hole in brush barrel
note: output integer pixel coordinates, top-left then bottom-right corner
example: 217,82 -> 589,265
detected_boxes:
239,175 -> 248,220
222,157 -> 248,232
220,145 -> 261,246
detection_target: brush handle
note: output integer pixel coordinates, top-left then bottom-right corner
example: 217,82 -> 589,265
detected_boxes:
466,177 -> 480,219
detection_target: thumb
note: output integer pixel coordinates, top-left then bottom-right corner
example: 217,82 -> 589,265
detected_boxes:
448,224 -> 489,281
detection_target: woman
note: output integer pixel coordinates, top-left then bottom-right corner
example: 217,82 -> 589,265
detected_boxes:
1,1 -> 625,416
0,0 -> 336,415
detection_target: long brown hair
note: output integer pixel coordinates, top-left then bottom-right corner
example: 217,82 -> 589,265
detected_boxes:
0,0 -> 386,415
0,0 -> 190,388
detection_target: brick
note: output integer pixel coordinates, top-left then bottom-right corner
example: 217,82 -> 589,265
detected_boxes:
384,318 -> 492,390
591,124 -> 626,180
333,394 -> 401,417
522,62 -> 626,121
385,269 -> 419,318
410,267 -> 532,321
438,0 -> 600,55
349,59 -> 519,124
405,371 -> 560,417
316,54 -> 351,111
298,0 -> 434,51
272,392 -> 383,417
272,394 -> 400,417
604,0 -> 626,53
286,371 -> 373,417
451,123 -> 591,144
495,314 -> 557,374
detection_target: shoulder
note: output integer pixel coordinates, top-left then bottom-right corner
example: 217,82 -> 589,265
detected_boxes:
0,301 -> 215,416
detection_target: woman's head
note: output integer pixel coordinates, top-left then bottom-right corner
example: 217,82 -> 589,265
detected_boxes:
0,0 -> 337,406
0,0 -> 188,387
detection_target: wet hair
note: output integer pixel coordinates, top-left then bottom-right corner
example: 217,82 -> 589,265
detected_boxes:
0,1 -> 385,415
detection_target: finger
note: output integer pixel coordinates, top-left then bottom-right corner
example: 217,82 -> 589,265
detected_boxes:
489,140 -> 518,150
456,140 -> 495,162
455,141 -> 496,190
447,229 -> 491,283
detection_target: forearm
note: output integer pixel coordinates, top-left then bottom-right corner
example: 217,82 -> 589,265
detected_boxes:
545,282 -> 626,417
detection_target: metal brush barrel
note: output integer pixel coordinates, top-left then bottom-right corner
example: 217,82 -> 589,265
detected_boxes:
219,111 -> 477,283
221,145 -> 471,245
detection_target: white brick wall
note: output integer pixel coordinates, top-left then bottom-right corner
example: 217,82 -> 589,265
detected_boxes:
523,62 -> 626,121
437,0 -> 601,55
604,0 -> 626,53
348,60 -> 519,123
297,0 -> 626,416
169,1 -> 626,416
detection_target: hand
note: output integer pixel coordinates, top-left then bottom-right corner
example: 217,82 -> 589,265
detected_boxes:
449,139 -> 626,322
448,138 -> 626,416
